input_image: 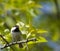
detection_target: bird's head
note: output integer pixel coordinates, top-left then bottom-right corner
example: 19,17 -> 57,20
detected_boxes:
11,25 -> 20,32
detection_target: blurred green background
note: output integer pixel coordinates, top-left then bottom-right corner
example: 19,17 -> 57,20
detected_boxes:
0,0 -> 60,51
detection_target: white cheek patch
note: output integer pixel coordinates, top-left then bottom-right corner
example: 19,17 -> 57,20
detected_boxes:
11,27 -> 16,32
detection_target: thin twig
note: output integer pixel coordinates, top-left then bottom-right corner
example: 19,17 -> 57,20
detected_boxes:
54,0 -> 60,19
0,35 -> 16,51
0,35 -> 9,44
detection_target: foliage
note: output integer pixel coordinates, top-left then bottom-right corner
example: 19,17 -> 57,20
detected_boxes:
0,0 -> 60,51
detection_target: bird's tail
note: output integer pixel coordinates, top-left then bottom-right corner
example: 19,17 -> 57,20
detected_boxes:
19,43 -> 23,48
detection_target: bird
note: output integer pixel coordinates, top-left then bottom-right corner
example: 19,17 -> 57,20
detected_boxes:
11,25 -> 23,48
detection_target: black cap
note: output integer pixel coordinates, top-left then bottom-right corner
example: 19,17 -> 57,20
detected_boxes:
12,25 -> 20,32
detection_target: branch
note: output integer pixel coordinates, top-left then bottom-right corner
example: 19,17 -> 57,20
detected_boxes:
0,35 -> 16,51
0,38 -> 36,49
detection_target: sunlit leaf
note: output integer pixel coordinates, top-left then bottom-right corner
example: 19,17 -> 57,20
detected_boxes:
37,29 -> 48,33
28,41 -> 36,45
37,36 -> 48,43
26,33 -> 31,38
52,31 -> 59,41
